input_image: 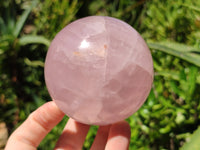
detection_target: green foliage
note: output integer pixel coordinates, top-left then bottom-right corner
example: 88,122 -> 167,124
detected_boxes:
1,0 -> 200,150
84,0 -> 146,27
34,0 -> 81,39
140,0 -> 200,43
148,42 -> 200,67
0,0 -> 49,128
19,35 -> 50,46
181,126 -> 200,150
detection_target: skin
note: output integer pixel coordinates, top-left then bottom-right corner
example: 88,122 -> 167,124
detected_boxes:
5,101 -> 131,150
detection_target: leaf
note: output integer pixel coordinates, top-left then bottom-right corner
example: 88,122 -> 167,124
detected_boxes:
157,41 -> 200,53
175,111 -> 185,125
156,70 -> 200,85
19,35 -> 50,46
0,35 -> 15,51
181,4 -> 200,13
148,42 -> 200,67
159,125 -> 171,134
197,75 -> 200,84
13,1 -> 38,37
0,17 -> 6,34
181,126 -> 200,150
187,66 -> 198,97
24,58 -> 44,67
155,70 -> 180,81
0,49 -> 4,55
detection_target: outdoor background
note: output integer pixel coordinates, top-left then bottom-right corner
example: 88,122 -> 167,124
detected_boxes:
0,0 -> 200,149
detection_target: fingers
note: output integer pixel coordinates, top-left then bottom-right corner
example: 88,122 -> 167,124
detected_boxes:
90,125 -> 111,150
5,100 -> 130,150
91,121 -> 131,150
5,101 -> 65,150
105,121 -> 131,150
54,118 -> 90,150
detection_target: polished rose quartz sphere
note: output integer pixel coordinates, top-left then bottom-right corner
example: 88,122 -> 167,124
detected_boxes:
44,16 -> 154,125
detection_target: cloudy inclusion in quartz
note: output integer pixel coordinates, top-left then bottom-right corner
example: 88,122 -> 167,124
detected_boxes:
44,16 -> 154,125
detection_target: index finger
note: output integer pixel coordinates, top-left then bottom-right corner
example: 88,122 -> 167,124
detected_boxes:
5,101 -> 65,150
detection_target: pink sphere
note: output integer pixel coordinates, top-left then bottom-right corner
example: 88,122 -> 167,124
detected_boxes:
44,16 -> 153,125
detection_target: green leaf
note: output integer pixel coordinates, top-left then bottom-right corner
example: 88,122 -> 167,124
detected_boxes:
148,42 -> 200,67
187,66 -> 198,97
19,35 -> 50,46
181,4 -> 200,12
156,70 -> 200,85
24,58 -> 44,67
156,70 -> 180,81
175,111 -> 185,124
0,35 -> 15,51
14,1 -> 38,37
157,41 -> 200,53
159,125 -> 171,134
181,126 -> 200,150
0,17 -> 6,34
0,49 -> 4,55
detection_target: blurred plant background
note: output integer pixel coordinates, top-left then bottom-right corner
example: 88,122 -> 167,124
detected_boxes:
0,0 -> 200,149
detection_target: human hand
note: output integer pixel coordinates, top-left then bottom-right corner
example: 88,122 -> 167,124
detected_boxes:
5,101 -> 131,150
